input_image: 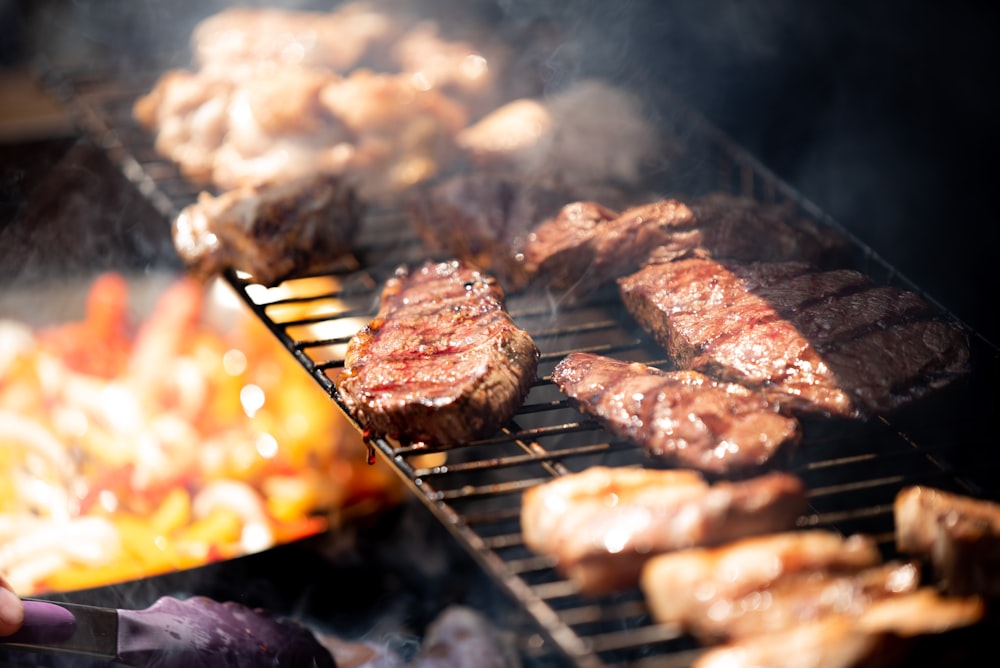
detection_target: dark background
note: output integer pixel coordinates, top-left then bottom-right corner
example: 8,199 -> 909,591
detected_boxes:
2,0 -> 998,343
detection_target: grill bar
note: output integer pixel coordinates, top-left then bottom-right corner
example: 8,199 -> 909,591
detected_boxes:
60,74 -> 1000,668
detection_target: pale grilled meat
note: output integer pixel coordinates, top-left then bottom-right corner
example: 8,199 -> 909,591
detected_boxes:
895,485 -> 1000,597
172,174 -> 361,286
551,352 -> 800,474
336,260 -> 539,447
521,467 -> 806,595
693,589 -> 985,668
640,531 -> 884,636
619,257 -> 969,417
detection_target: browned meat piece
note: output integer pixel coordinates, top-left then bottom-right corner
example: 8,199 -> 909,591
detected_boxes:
408,180 -> 845,298
336,260 -> 539,447
521,467 -> 807,595
895,485 -> 1000,597
619,258 -> 970,417
172,174 -> 361,286
693,589 -> 984,668
644,193 -> 847,267
641,531 -> 906,639
404,174 -> 591,292
551,353 -> 800,474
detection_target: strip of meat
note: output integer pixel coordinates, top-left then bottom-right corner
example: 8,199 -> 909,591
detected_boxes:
693,589 -> 985,668
619,258 -> 969,417
550,353 -> 800,474
172,174 -> 361,286
521,467 -> 806,595
639,531 -> 883,636
895,485 -> 1000,597
335,260 -> 539,447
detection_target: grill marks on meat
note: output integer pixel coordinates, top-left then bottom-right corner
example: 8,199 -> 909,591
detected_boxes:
551,353 -> 800,474
172,174 -> 361,286
895,486 -> 1000,598
335,260 -> 539,447
619,258 -> 970,417
520,467 -> 806,595
408,178 -> 843,297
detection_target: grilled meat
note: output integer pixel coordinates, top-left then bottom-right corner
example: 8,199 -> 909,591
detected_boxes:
521,467 -> 806,595
693,590 -> 984,668
172,174 -> 361,286
643,193 -> 847,266
336,260 -> 539,447
407,181 -> 845,298
551,353 -> 800,474
640,531 -> 884,637
405,174 -> 594,292
619,258 -> 970,417
895,485 -> 1000,597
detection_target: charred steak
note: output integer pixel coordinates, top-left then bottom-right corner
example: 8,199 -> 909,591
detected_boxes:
619,257 -> 970,417
551,352 -> 800,474
521,466 -> 807,595
173,173 -> 361,286
335,260 -> 539,447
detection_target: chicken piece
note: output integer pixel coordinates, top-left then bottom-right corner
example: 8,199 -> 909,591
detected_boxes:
457,79 -> 666,189
172,174 -> 361,286
133,69 -> 233,183
191,4 -> 399,76
640,531 -> 883,638
521,467 -> 806,595
318,70 -> 467,197
693,589 -> 985,668
895,485 -> 1000,597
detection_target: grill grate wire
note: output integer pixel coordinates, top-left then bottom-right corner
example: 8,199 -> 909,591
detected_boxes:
59,74 -> 1000,668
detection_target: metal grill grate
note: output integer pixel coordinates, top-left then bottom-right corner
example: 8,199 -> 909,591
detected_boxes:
62,74 -> 1000,668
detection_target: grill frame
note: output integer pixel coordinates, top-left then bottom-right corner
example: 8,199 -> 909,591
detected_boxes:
58,72 -> 1000,668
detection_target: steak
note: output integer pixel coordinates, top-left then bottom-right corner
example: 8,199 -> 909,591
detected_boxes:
520,467 -> 807,595
619,257 -> 970,417
173,173 -> 361,286
335,260 -> 539,447
551,352 -> 800,474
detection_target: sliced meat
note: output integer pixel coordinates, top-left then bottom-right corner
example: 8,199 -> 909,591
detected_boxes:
640,531 -> 884,635
551,353 -> 800,474
895,485 -> 1000,597
172,174 -> 361,286
619,258 -> 969,417
335,260 -> 539,447
693,590 -> 984,668
521,467 -> 807,595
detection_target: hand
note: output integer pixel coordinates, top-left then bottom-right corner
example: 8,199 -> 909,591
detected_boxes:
0,574 -> 24,636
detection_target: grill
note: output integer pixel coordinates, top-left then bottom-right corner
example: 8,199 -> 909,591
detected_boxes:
53,70 -> 1000,668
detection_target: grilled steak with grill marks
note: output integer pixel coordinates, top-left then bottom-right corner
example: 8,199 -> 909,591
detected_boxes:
521,467 -> 807,595
336,260 -> 539,447
619,257 -> 970,417
551,353 -> 800,474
